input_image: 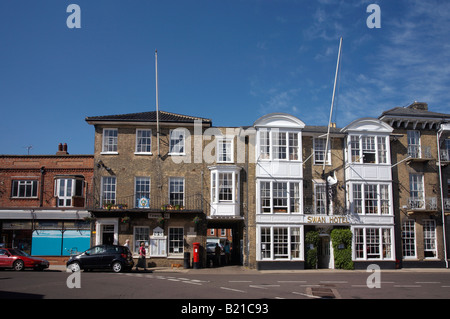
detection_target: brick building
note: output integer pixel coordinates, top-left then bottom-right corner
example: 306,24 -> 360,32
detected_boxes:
379,102 -> 450,267
85,111 -> 254,267
0,144 -> 94,256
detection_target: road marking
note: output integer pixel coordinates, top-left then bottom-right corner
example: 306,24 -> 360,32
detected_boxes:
229,280 -> 252,283
441,286 -> 450,288
168,278 -> 180,282
183,281 -> 202,285
249,285 -> 268,289
292,291 -> 321,299
278,281 -> 307,283
300,284 -> 321,287
415,282 -> 440,284
220,287 -> 246,293
394,285 -> 421,288
320,281 -> 348,284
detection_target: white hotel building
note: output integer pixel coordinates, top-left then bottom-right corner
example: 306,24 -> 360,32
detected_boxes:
252,113 -> 396,270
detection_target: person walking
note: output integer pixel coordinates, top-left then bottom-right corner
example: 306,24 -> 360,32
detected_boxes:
136,242 -> 147,271
214,243 -> 222,267
224,241 -> 231,265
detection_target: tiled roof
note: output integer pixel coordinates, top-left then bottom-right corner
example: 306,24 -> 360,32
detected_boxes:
379,106 -> 450,119
85,110 -> 212,125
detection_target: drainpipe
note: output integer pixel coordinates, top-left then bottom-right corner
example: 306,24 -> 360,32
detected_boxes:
437,127 -> 448,268
39,166 -> 45,207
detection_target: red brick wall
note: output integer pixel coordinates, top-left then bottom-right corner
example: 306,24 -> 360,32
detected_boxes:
0,154 -> 94,208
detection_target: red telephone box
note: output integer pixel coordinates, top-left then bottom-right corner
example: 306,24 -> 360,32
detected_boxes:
193,242 -> 201,269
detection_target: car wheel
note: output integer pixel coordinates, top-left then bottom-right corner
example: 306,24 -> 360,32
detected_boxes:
112,261 -> 123,273
13,260 -> 24,271
68,262 -> 81,272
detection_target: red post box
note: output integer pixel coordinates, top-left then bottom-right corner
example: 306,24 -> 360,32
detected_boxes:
193,242 -> 201,269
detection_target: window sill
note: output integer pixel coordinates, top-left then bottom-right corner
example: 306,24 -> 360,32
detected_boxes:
100,152 -> 118,155
134,152 -> 153,156
168,153 -> 186,156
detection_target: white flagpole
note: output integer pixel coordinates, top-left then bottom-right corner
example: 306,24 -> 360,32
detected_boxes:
323,37 -> 342,175
155,49 -> 160,157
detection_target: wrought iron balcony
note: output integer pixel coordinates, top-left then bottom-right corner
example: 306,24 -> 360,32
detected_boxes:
407,145 -> 432,160
407,197 -> 437,211
88,193 -> 203,212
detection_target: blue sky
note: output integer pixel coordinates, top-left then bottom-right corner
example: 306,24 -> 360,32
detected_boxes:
1,0 -> 449,155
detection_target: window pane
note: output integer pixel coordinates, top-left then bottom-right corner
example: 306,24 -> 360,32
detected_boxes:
136,129 -> 152,153
272,182 -> 288,213
103,129 -> 118,152
169,178 -> 184,206
289,133 -> 299,160
170,129 -> 185,154
272,132 -> 286,160
260,182 -> 271,213
169,228 -> 184,254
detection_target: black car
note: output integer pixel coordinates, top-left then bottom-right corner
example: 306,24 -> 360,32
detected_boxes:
66,245 -> 134,273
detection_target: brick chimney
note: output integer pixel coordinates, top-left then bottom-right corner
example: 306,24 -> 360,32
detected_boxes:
56,143 -> 69,155
408,101 -> 428,111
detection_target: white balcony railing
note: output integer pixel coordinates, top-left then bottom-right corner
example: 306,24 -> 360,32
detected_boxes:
407,197 -> 437,211
407,145 -> 432,159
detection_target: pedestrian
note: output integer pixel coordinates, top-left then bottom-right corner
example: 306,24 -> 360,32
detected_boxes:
224,241 -> 231,265
123,239 -> 130,248
136,242 -> 147,271
214,243 -> 222,267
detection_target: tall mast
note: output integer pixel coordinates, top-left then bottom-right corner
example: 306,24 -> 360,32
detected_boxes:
155,49 -> 160,157
323,37 -> 343,175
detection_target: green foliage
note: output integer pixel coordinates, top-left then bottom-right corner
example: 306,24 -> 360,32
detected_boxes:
330,228 -> 353,270
305,231 -> 320,269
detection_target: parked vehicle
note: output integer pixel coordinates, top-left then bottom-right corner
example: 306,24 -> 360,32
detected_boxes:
0,248 -> 49,271
66,245 -> 134,273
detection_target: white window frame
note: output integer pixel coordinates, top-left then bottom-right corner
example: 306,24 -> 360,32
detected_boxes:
258,130 -> 301,162
409,174 -> 424,209
102,128 -> 118,154
217,138 -> 233,163
314,182 -> 327,214
423,219 -> 437,259
313,137 -> 331,165
407,130 -> 421,158
168,227 -> 184,256
353,227 -> 394,261
135,129 -> 152,154
258,226 -> 303,261
135,177 -> 150,208
54,178 -> 84,207
350,183 -> 392,215
349,134 -> 389,164
133,226 -> 150,256
258,180 -> 302,214
402,220 -> 416,259
169,129 -> 186,155
150,227 -> 167,257
11,180 -> 38,198
101,176 -> 116,206
169,177 -> 184,207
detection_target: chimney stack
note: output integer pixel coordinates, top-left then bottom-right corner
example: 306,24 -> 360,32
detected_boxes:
408,101 -> 428,111
56,143 -> 69,155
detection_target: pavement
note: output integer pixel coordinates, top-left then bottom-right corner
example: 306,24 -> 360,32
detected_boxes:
49,264 -> 450,274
